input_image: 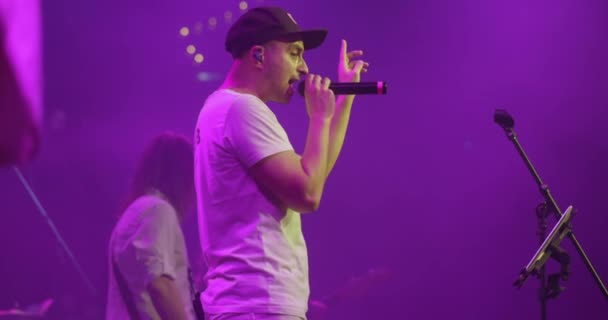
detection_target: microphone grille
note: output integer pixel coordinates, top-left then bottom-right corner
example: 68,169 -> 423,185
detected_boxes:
297,81 -> 305,96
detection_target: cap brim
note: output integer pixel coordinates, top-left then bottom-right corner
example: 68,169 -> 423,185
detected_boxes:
280,29 -> 328,50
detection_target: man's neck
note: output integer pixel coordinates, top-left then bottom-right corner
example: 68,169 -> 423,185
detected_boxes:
220,62 -> 267,101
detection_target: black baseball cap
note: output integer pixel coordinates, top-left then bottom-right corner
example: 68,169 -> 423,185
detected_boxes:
225,6 -> 328,58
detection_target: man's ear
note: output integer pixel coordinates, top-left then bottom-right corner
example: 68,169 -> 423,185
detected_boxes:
250,46 -> 264,64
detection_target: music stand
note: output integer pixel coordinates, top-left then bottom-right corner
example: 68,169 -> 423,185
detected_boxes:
514,206 -> 573,289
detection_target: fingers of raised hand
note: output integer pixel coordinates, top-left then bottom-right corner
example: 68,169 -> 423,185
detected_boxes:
349,60 -> 367,73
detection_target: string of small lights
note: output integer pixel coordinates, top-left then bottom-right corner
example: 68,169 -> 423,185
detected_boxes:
178,1 -> 267,72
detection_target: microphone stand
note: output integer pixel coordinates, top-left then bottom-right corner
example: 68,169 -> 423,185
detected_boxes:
12,166 -> 97,296
493,109 -> 608,320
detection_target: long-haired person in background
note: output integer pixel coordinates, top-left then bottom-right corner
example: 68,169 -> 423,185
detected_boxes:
106,132 -> 197,320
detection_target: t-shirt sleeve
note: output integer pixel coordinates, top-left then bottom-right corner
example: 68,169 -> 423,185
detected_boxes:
118,203 -> 179,287
224,96 -> 294,168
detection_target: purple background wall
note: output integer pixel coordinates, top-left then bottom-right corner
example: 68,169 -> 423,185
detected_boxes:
1,0 -> 607,319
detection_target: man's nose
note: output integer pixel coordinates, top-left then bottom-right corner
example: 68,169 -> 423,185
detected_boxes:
298,59 -> 309,75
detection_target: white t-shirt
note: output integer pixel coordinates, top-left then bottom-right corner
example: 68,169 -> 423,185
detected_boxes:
194,89 -> 309,317
106,192 -> 196,320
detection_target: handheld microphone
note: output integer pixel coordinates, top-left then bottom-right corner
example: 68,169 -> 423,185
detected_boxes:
297,81 -> 387,96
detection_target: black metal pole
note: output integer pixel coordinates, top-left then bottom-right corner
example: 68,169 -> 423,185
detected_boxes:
537,203 -> 549,320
